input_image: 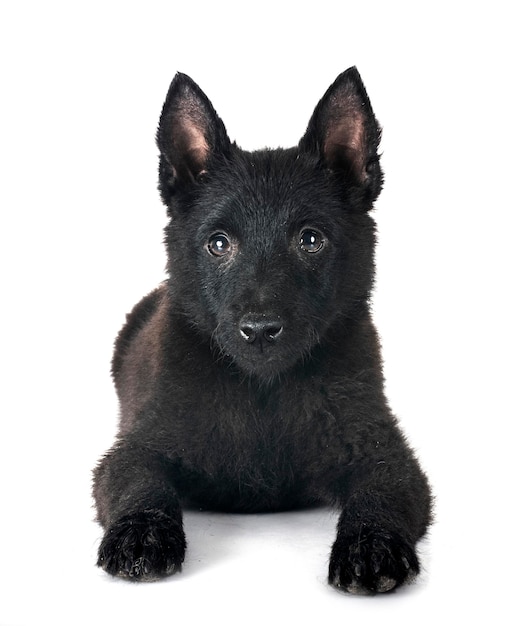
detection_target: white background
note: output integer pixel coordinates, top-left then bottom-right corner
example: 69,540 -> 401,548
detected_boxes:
1,1 -> 521,624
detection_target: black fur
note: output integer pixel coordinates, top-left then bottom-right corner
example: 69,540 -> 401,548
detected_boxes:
93,67 -> 432,593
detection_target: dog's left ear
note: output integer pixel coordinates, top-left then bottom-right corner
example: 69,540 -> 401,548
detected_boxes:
299,67 -> 383,203
157,73 -> 231,200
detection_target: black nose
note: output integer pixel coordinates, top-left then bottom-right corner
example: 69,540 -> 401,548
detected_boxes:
239,315 -> 283,344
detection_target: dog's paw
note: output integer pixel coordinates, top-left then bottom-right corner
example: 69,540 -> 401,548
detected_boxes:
97,509 -> 186,581
328,527 -> 419,594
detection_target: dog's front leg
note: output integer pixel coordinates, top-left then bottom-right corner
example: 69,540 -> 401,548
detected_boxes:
328,435 -> 432,594
93,439 -> 186,581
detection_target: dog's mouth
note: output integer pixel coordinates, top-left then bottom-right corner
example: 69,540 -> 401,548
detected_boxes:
212,313 -> 312,380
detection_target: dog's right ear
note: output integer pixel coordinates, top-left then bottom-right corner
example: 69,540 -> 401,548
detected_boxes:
156,73 -> 231,200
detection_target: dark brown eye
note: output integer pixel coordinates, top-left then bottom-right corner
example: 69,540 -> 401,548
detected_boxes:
299,229 -> 324,253
207,233 -> 232,257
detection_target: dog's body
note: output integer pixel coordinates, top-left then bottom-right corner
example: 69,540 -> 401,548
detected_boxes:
93,68 -> 432,593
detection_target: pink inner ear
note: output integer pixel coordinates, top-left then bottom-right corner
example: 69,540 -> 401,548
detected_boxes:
324,111 -> 366,182
171,113 -> 210,178
183,124 -> 209,160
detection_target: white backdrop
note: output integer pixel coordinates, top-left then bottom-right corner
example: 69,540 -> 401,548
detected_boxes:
1,1 -> 521,624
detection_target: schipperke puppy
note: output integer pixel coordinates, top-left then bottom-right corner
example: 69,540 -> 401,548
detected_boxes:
93,67 -> 432,594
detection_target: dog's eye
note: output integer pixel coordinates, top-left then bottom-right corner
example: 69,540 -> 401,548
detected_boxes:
299,229 -> 324,254
207,233 -> 232,257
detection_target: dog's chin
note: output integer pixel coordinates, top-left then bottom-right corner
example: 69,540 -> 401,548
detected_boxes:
215,340 -> 303,384
234,354 -> 296,384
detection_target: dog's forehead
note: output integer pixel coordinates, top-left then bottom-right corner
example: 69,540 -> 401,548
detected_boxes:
234,147 -> 320,187
203,148 -> 328,221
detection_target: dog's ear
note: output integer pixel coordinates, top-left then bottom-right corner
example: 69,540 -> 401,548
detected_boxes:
299,67 -> 382,203
157,73 -> 231,192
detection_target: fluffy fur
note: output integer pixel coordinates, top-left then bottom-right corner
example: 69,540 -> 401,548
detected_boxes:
93,67 -> 432,593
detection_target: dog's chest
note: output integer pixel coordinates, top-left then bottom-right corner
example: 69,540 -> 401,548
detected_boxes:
175,379 -> 346,510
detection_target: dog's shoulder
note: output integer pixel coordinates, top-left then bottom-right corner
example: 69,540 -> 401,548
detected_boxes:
112,283 -> 168,380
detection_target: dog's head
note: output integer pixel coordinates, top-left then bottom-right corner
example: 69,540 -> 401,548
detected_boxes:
157,69 -> 382,382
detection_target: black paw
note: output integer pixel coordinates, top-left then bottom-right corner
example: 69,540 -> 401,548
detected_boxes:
328,527 -> 419,594
97,509 -> 186,581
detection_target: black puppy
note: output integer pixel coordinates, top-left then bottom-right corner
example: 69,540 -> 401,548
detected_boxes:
93,67 -> 432,594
